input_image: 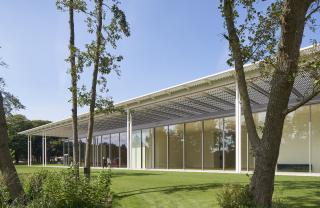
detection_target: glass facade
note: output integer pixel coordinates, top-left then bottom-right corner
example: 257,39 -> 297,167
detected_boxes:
142,129 -> 153,169
311,104 -> 320,173
131,130 -> 142,169
185,121 -> 202,169
168,124 -> 183,169
203,119 -> 223,170
278,106 -> 309,172
119,132 -> 127,168
71,103 -> 320,174
154,126 -> 168,169
110,134 -> 120,167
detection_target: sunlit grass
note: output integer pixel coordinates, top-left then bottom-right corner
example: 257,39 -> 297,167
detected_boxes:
15,165 -> 320,208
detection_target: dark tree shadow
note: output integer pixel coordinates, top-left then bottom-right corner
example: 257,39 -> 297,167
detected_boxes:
275,180 -> 320,207
111,171 -> 161,178
114,183 -> 222,200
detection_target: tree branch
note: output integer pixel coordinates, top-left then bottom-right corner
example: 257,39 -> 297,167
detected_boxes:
305,2 -> 320,20
285,86 -> 320,115
223,0 -> 261,149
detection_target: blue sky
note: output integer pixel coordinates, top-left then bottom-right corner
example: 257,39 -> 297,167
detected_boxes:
0,1 -> 317,121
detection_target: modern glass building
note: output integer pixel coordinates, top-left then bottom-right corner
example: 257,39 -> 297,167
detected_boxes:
20,46 -> 320,174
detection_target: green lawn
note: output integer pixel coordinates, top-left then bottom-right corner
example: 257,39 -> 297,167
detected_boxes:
15,166 -> 320,208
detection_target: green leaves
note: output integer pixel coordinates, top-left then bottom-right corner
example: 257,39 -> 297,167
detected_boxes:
56,0 -> 87,12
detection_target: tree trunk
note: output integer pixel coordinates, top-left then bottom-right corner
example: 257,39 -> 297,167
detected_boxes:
84,0 -> 103,179
222,0 -> 314,207
68,0 -> 80,178
0,92 -> 25,203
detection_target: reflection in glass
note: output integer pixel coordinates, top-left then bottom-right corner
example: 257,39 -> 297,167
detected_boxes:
101,135 -> 110,167
110,134 -> 120,167
79,138 -> 86,166
131,130 -> 142,169
155,126 -> 168,169
224,117 -> 236,170
185,121 -> 202,169
311,104 -> 320,173
203,119 -> 223,170
278,106 -> 309,172
168,124 -> 183,169
142,129 -> 153,169
119,132 -> 127,168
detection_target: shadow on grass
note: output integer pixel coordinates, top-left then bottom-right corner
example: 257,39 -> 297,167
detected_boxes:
111,171 -> 161,178
114,183 -> 222,200
275,180 -> 320,207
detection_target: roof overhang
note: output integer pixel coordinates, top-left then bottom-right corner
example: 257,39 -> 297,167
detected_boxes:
19,45 -> 320,138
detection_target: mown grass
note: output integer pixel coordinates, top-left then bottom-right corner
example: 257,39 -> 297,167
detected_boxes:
15,165 -> 320,208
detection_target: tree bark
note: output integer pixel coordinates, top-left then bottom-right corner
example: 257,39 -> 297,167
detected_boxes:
84,0 -> 103,179
0,91 -> 25,203
251,1 -> 313,206
68,0 -> 80,178
222,0 -> 314,207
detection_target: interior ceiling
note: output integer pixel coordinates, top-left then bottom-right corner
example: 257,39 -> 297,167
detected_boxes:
34,70 -> 319,138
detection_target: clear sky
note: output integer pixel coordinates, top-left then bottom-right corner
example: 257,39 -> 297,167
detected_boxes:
0,1 -> 317,121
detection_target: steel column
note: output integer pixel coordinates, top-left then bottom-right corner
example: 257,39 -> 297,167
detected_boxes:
42,133 -> 44,166
27,135 -> 30,166
29,135 -> 32,166
126,109 -> 131,169
235,80 -> 242,173
45,133 -> 47,166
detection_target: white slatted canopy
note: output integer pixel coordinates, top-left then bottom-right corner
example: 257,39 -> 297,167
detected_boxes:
19,46 -> 320,138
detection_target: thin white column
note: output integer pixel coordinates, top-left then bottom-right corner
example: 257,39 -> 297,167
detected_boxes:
45,133 -> 47,166
42,133 -> 44,166
126,109 -> 131,169
235,80 -> 242,173
27,135 -> 30,166
29,135 -> 32,166
309,105 -> 312,173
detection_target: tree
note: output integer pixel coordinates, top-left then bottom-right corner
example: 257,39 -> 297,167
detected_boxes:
0,76 -> 25,202
56,0 -> 86,178
220,0 -> 320,206
7,115 -> 51,164
7,114 -> 33,163
80,0 -> 130,178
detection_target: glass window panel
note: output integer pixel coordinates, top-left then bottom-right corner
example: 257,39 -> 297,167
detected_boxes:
185,121 -> 202,169
110,134 -> 120,167
142,129 -> 153,169
79,138 -> 86,166
154,126 -> 168,169
204,119 -> 223,170
94,136 -> 102,167
131,130 -> 142,169
224,117 -> 236,170
168,124 -> 183,169
101,135 -> 110,168
278,106 -> 309,172
240,112 -> 265,171
119,132 -> 127,168
311,104 -> 320,173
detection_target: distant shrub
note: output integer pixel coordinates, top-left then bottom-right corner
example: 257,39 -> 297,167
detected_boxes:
217,184 -> 287,208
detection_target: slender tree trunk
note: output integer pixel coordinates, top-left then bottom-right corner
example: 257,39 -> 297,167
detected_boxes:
68,0 -> 80,178
84,0 -> 103,179
222,0 -> 313,206
0,92 -> 25,203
